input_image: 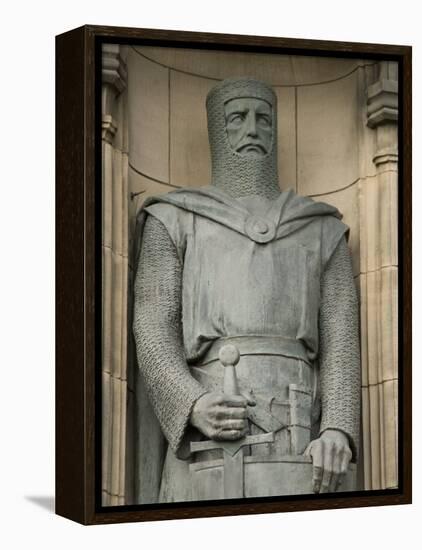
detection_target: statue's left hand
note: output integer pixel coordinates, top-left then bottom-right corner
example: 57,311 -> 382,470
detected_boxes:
304,429 -> 352,493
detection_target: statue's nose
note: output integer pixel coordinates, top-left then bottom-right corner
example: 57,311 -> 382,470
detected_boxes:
245,112 -> 258,137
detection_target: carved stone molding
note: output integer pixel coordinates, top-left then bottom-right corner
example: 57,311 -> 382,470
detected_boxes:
366,62 -> 398,130
367,79 -> 398,129
372,146 -> 398,167
102,44 -> 128,96
366,62 -> 398,169
102,114 -> 117,144
102,45 -> 127,146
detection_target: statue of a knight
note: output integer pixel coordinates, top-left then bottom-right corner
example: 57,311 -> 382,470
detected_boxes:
133,77 -> 361,502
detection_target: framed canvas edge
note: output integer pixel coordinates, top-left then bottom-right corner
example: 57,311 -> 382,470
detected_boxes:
55,24 -> 412,526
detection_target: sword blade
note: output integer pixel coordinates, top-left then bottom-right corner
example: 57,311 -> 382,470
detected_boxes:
223,447 -> 244,499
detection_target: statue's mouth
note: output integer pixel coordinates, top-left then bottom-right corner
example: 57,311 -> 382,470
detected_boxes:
237,143 -> 267,155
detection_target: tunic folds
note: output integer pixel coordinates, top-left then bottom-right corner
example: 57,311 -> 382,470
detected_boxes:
143,186 -> 348,365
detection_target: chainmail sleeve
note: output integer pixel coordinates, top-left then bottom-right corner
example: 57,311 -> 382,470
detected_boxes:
133,214 -> 208,456
318,237 -> 361,460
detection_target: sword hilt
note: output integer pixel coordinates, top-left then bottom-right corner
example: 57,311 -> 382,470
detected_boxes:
219,344 -> 241,396
190,343 -> 276,499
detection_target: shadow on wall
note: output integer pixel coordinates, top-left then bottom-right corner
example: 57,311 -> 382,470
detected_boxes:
24,495 -> 55,513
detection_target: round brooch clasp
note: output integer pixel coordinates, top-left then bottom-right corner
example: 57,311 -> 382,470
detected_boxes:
244,216 -> 276,243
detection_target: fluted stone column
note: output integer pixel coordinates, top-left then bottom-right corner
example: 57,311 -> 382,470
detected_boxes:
101,44 -> 129,506
360,61 -> 398,490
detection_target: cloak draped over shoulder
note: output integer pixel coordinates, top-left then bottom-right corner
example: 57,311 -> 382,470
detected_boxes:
136,186 -> 349,365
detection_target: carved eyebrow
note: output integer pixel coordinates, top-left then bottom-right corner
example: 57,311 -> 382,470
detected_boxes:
225,109 -> 249,119
256,105 -> 271,115
226,106 -> 249,114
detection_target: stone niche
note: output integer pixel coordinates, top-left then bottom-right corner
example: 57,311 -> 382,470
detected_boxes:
101,44 -> 398,504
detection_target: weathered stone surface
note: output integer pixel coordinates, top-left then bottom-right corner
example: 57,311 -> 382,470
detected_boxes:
102,142 -> 113,250
383,378 -> 398,488
113,86 -> 128,153
356,65 -> 378,179
169,71 -> 213,187
110,375 -> 123,500
368,383 -> 382,489
102,371 -> 128,505
361,267 -> 398,386
127,48 -> 169,184
102,146 -> 128,256
274,86 -> 296,190
297,71 -> 360,196
102,370 -> 112,499
363,377 -> 398,491
134,46 -> 362,86
111,149 -> 124,256
360,170 -> 398,273
103,248 -> 124,376
361,385 -> 372,488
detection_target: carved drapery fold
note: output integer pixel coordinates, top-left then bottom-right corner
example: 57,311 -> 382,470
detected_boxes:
101,44 -> 129,506
360,61 -> 398,490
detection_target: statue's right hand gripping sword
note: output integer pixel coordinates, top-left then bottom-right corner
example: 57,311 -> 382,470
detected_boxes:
190,344 -> 274,499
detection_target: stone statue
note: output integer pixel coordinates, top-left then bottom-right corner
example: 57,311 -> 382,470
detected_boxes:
133,77 -> 361,502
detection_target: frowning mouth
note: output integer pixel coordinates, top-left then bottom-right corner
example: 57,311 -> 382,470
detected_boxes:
236,143 -> 267,154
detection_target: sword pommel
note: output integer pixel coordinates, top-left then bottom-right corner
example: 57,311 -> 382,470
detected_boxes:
218,344 -> 240,367
219,344 -> 241,396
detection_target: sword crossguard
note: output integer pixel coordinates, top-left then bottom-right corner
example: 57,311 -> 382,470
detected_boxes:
190,431 -> 275,457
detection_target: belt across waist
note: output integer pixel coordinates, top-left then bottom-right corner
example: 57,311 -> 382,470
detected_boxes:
196,335 -> 311,366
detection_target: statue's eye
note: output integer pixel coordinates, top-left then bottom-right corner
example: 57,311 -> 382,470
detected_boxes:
227,113 -> 244,125
258,115 -> 271,127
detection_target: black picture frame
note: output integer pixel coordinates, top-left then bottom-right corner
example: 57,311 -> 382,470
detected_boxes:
56,24 -> 412,525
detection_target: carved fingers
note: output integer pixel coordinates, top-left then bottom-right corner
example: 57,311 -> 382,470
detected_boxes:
190,392 -> 251,441
304,429 -> 352,494
304,439 -> 323,493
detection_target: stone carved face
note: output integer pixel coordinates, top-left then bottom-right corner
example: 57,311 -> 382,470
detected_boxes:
224,97 -> 273,156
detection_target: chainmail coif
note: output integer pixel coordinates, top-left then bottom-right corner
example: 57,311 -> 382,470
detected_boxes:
134,216 -> 361,458
206,78 -> 281,199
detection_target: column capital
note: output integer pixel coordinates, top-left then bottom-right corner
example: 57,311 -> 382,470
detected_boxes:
102,45 -> 127,145
102,44 -> 127,96
366,62 -> 398,129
